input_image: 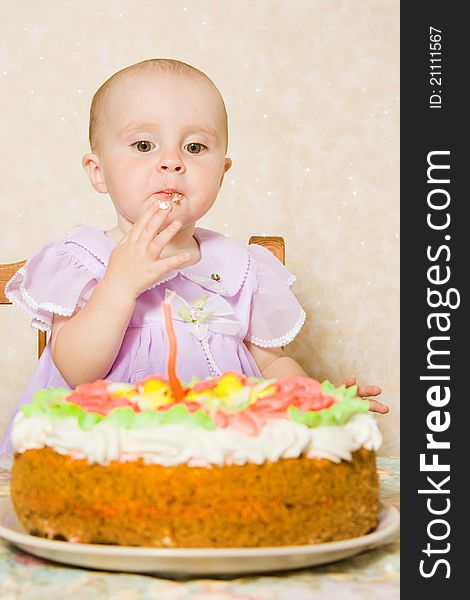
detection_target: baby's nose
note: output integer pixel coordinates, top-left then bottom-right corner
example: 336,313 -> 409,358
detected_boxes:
157,154 -> 185,173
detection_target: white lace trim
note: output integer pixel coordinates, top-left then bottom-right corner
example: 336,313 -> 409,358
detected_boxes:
31,320 -> 51,333
65,243 -> 105,277
181,272 -> 230,295
65,236 -> 107,269
6,292 -> 52,333
246,309 -> 307,348
147,271 -> 179,290
5,267 -> 76,317
229,251 -> 251,296
5,272 -> 52,332
200,338 -> 223,377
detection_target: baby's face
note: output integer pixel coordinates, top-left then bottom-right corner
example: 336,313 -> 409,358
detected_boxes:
90,72 -> 231,231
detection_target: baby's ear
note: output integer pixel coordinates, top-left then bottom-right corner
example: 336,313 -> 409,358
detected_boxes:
219,157 -> 232,187
82,153 -> 108,194
224,157 -> 232,173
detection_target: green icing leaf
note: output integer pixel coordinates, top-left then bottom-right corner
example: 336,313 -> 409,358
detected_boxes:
47,401 -> 82,419
21,403 -> 38,417
149,405 -> 215,430
21,390 -> 105,431
321,380 -> 359,402
36,387 -> 71,401
103,406 -> 136,428
21,387 -> 71,416
132,409 -> 172,428
47,401 -> 104,431
77,411 -> 103,431
102,404 -> 215,430
288,396 -> 369,428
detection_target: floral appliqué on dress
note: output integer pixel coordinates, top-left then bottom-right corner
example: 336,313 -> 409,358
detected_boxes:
165,290 -> 243,377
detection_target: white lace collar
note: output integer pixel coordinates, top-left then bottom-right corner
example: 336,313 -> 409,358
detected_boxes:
64,225 -> 251,297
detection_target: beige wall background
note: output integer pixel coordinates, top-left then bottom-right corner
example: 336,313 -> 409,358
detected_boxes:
0,0 -> 399,455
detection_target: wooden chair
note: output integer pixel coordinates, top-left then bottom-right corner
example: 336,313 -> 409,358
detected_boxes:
0,236 -> 284,360
0,260 -> 47,359
249,235 -> 285,265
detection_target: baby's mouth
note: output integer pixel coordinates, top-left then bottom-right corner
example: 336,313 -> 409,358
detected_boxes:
154,190 -> 185,209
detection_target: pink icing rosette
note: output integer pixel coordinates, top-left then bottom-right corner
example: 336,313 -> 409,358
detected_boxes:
215,377 -> 334,436
262,377 -> 334,412
67,380 -> 139,416
191,379 -> 219,393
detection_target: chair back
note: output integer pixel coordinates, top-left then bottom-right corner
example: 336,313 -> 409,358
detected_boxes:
0,260 -> 47,358
0,236 -> 284,360
249,236 -> 285,265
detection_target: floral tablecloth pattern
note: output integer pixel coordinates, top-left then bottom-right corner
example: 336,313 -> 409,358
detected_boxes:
0,455 -> 399,600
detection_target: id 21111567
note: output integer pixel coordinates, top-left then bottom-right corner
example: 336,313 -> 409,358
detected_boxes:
429,26 -> 443,109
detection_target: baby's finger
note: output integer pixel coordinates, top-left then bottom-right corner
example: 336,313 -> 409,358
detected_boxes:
368,399 -> 389,414
115,230 -> 131,246
157,251 -> 191,273
357,384 -> 382,397
129,201 -> 170,242
336,377 -> 356,388
138,207 -> 177,248
147,218 -> 183,253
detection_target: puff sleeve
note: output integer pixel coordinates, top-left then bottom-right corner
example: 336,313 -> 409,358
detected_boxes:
245,244 -> 306,348
5,240 -> 98,332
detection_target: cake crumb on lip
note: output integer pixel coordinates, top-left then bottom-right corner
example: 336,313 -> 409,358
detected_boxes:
158,193 -> 184,209
171,193 -> 184,204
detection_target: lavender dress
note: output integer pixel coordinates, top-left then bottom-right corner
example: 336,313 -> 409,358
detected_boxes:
1,225 -> 306,453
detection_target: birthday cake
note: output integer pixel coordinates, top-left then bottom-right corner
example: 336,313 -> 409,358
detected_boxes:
10,373 -> 382,547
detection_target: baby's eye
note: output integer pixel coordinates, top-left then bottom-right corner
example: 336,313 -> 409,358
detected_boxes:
184,142 -> 206,154
132,140 -> 154,152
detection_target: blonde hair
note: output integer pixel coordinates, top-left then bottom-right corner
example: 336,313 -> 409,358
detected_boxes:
88,58 -> 228,154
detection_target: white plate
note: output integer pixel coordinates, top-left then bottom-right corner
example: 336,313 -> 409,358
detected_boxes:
0,496 -> 399,576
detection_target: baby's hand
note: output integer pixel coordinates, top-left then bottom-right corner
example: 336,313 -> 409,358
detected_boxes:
104,201 -> 191,300
336,377 -> 389,414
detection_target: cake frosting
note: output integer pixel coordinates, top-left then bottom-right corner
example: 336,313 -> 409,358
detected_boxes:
11,373 -> 381,466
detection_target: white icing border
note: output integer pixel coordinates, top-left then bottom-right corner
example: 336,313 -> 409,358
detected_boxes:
11,412 -> 383,467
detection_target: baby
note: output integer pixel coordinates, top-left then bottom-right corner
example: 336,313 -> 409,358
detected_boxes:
1,59 -> 386,453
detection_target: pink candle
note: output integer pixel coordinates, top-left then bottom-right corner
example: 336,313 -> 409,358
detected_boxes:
162,293 -> 184,402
